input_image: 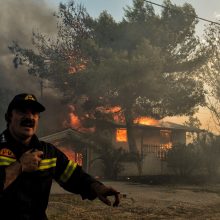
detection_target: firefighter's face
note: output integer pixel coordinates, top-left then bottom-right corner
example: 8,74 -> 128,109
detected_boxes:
9,108 -> 40,142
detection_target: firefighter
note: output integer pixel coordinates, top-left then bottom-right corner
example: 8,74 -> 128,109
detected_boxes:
0,93 -> 120,220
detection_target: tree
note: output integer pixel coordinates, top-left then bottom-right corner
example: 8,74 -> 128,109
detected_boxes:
8,1 -> 92,100
184,116 -> 202,143
9,0 -> 207,175
73,0 -> 206,174
200,23 -> 220,132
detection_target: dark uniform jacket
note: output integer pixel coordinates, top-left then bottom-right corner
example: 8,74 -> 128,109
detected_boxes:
0,129 -> 99,220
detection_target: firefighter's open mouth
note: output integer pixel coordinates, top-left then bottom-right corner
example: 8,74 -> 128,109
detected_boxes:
20,119 -> 35,128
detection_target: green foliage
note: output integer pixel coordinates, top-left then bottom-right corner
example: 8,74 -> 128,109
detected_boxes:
184,116 -> 202,129
167,133 -> 220,178
166,143 -> 200,177
197,133 -> 220,176
89,132 -> 126,179
200,23 -> 220,130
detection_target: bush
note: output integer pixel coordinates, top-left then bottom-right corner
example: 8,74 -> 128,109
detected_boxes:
166,143 -> 201,177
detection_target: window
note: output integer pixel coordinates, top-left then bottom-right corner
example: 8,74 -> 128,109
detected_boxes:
116,128 -> 127,142
160,130 -> 172,149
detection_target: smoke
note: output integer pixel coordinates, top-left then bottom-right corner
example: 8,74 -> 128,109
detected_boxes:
0,0 -> 57,91
0,0 -> 69,135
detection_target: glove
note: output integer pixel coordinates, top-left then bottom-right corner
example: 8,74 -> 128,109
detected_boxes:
91,182 -> 120,207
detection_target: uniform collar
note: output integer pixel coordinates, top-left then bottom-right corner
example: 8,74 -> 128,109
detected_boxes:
1,129 -> 42,158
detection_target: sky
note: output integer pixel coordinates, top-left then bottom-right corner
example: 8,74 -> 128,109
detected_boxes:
47,0 -> 220,31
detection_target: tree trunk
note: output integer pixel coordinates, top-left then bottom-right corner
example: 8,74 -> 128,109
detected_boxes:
124,109 -> 143,176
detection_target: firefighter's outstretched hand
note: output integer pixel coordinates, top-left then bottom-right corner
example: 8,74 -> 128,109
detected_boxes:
91,182 -> 120,207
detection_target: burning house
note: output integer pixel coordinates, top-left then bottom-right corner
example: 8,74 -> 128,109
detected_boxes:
40,117 -> 201,177
111,119 -> 201,176
40,128 -> 90,172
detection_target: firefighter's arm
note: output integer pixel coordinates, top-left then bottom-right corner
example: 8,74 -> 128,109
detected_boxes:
3,149 -> 43,189
55,156 -> 120,206
53,146 -> 120,206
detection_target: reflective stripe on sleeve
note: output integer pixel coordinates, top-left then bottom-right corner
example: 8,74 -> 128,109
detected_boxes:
59,160 -> 77,183
0,156 -> 16,166
38,158 -> 57,170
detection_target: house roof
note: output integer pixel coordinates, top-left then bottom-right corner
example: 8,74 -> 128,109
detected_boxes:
106,120 -> 202,132
40,120 -> 202,142
138,121 -> 202,132
40,128 -> 83,142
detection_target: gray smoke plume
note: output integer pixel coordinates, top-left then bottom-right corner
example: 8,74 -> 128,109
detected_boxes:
0,0 -> 57,90
0,0 -> 68,135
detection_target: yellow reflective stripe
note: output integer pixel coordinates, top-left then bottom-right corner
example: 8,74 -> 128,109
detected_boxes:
0,156 -> 16,166
40,158 -> 57,164
60,160 -> 77,183
38,158 -> 57,170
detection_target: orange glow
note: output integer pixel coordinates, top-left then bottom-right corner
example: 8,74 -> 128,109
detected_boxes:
134,117 -> 158,126
68,56 -> 87,74
116,128 -> 127,142
67,105 -> 82,129
58,147 -> 83,166
68,63 -> 86,74
69,112 -> 81,129
63,105 -> 95,132
161,143 -> 172,150
96,106 -> 121,114
96,106 -> 124,123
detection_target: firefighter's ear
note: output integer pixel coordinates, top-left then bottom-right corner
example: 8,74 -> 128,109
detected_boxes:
5,113 -> 11,123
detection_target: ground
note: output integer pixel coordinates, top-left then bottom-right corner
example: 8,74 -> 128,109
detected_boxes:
47,181 -> 220,220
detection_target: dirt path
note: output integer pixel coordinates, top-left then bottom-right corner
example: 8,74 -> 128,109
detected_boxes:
48,181 -> 220,219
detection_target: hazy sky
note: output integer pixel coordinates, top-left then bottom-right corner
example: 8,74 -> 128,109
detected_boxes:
45,0 -> 220,133
47,0 -> 220,36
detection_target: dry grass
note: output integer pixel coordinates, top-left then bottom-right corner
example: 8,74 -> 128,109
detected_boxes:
47,182 -> 220,219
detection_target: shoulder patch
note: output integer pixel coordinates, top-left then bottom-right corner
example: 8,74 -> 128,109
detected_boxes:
0,148 -> 16,158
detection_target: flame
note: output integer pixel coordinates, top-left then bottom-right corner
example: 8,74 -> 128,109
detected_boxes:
66,105 -> 82,129
69,112 -> 81,129
116,128 -> 127,142
58,147 -> 83,166
63,105 -> 95,132
134,117 -> 158,126
161,143 -> 172,150
96,106 -> 124,123
68,56 -> 87,74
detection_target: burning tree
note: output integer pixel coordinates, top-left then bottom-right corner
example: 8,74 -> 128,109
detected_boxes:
9,0 -> 207,175
72,0 -> 207,174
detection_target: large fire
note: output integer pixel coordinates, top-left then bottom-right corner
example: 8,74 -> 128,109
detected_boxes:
116,117 -> 159,142
134,117 -> 158,126
64,105 -> 95,132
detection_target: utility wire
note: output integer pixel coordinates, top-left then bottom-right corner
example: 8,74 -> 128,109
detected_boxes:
145,0 -> 220,26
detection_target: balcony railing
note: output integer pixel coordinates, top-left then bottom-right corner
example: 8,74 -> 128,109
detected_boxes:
142,144 -> 172,160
